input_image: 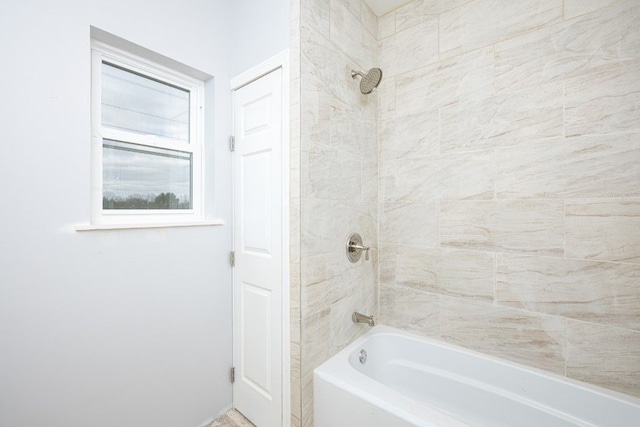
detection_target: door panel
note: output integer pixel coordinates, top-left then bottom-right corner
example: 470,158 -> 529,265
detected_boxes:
233,68 -> 282,427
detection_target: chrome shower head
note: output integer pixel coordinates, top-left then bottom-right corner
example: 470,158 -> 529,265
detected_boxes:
351,68 -> 383,94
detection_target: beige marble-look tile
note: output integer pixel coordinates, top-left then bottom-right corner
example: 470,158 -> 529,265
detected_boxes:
290,20 -> 301,80
330,290 -> 372,354
379,283 -> 440,337
290,255 -> 301,344
301,196 -> 375,255
380,151 -> 494,202
301,253 -> 359,319
289,145 -> 301,203
564,0 -> 620,20
300,0 -> 330,39
440,200 -> 565,256
301,307 -> 332,377
377,75 -> 396,118
360,0 -> 378,39
379,200 -> 438,247
379,110 -> 439,160
497,254 -> 640,330
329,90 -> 376,156
395,0 -> 472,32
495,134 -> 640,199
439,0 -> 563,57
495,1 -> 640,92
441,297 -> 566,374
380,244 -> 495,301
336,0 -> 360,20
301,24 -> 342,88
378,11 -> 395,39
301,370 -> 314,427
361,158 -> 378,204
565,60 -> 640,137
395,46 -> 494,118
303,144 -> 361,200
566,320 -> 640,397
290,341 -> 301,419
301,197 -> 371,257
299,73 -> 330,146
440,82 -> 563,152
380,17 -> 439,78
330,0 -> 377,70
566,199 -> 640,264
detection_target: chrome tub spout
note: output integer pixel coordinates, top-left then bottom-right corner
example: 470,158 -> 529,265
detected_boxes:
352,312 -> 375,326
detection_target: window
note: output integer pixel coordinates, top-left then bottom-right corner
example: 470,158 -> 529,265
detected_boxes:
90,41 -> 204,226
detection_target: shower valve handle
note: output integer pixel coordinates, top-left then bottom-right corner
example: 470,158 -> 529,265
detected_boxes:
348,243 -> 370,260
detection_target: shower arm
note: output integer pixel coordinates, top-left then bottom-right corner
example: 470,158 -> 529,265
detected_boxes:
351,70 -> 365,79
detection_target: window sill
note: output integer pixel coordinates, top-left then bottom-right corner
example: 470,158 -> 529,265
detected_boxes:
75,219 -> 224,231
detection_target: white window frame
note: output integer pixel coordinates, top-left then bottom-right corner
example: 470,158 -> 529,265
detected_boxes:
90,40 -> 205,226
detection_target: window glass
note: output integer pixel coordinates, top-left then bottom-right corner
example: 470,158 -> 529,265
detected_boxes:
102,139 -> 192,210
101,62 -> 190,143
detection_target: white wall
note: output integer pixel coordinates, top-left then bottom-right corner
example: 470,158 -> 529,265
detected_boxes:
0,1 -> 234,426
232,0 -> 290,76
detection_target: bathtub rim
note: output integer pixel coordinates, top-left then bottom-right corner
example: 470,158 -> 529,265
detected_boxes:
314,324 -> 640,426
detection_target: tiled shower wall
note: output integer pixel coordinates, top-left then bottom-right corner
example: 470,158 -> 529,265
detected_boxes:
378,0 -> 640,397
289,0 -> 301,425
298,0 -> 378,425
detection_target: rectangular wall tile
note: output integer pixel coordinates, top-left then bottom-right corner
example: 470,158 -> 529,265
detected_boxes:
330,91 -> 376,155
395,46 -> 494,118
330,292 -> 370,354
440,200 -> 565,256
439,0 -> 563,56
441,297 -> 566,374
440,82 -> 563,152
379,111 -> 439,160
301,370 -> 314,427
301,253 -> 360,316
395,0 -> 472,32
566,320 -> 640,397
300,72 -> 331,145
290,341 -> 301,419
301,308 -> 331,377
361,159 -> 378,205
330,0 -> 376,70
303,144 -> 361,200
381,151 -> 494,202
380,245 -> 494,301
380,17 -> 438,78
300,197 -> 373,257
360,1 -> 378,39
379,283 -> 440,337
496,134 -> 640,199
379,201 -> 438,247
566,199 -> 640,264
564,0 -> 619,20
336,0 -> 360,20
565,60 -> 640,136
496,1 -> 640,92
378,12 -> 395,40
497,254 -> 640,330
377,75 -> 396,118
301,0 -> 330,38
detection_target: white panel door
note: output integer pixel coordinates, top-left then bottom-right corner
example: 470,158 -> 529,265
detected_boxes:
233,68 -> 282,427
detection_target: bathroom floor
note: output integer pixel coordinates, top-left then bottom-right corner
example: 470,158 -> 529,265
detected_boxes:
207,409 -> 254,427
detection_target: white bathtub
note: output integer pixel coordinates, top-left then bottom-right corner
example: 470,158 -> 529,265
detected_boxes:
314,325 -> 640,427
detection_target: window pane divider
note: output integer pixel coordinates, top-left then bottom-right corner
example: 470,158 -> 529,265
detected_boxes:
100,127 -> 195,152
